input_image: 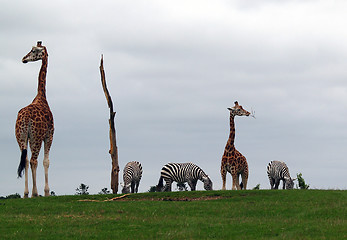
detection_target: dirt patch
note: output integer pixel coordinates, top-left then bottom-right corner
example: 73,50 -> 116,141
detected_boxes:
129,196 -> 226,202
78,194 -> 227,202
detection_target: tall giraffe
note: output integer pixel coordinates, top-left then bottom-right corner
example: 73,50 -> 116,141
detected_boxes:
221,101 -> 250,190
15,41 -> 54,198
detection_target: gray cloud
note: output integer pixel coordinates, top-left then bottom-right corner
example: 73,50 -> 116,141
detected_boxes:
1,1 -> 346,196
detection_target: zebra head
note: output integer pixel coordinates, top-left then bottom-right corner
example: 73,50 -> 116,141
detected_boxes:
284,177 -> 295,189
202,176 -> 213,190
121,183 -> 131,194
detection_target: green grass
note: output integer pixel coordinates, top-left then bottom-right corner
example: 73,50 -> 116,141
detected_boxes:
0,190 -> 346,239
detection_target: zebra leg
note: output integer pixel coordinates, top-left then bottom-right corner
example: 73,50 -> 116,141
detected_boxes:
282,180 -> 286,190
269,177 -> 274,189
135,181 -> 139,193
188,180 -> 197,191
274,179 -> 280,189
131,182 -> 135,193
164,179 -> 172,192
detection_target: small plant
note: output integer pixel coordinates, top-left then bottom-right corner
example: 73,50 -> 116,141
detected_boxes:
6,193 -> 21,199
252,184 -> 260,190
75,183 -> 90,195
98,188 -> 111,194
148,186 -> 157,192
296,173 -> 309,189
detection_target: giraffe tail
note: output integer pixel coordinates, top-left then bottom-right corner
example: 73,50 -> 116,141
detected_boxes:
17,149 -> 27,178
156,176 -> 164,192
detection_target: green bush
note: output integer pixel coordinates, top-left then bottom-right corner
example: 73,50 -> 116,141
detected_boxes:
297,173 -> 309,189
5,193 -> 21,199
148,186 -> 157,192
98,188 -> 111,194
75,183 -> 89,195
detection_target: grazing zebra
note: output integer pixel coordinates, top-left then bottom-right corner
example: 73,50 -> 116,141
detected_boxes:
122,161 -> 143,194
156,163 -> 213,192
267,161 -> 295,189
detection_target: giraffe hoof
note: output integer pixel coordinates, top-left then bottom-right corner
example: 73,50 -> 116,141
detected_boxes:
31,193 -> 39,198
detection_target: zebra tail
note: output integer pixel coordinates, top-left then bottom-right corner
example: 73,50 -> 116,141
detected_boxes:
156,176 -> 163,192
17,149 -> 27,178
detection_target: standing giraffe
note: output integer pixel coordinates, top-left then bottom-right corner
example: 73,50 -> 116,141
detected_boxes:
15,41 -> 54,198
221,101 -> 250,190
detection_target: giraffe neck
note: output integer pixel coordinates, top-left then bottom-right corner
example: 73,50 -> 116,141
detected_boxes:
36,55 -> 48,99
227,114 -> 236,148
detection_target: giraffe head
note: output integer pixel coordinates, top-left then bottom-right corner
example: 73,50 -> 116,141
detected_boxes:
22,41 -> 48,63
228,101 -> 251,117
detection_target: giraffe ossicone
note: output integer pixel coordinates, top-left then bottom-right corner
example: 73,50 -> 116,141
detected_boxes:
15,41 -> 54,198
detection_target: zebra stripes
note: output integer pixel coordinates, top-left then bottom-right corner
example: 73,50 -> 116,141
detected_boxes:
267,161 -> 295,189
122,161 -> 143,194
156,163 -> 213,192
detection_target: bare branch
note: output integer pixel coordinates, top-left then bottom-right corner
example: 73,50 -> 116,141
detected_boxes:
100,55 -> 119,194
250,108 -> 256,119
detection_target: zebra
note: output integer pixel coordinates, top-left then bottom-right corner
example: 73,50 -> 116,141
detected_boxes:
267,161 -> 296,189
121,161 -> 143,194
156,163 -> 213,192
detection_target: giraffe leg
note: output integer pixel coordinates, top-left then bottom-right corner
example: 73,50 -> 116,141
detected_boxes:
29,140 -> 42,197
24,154 -> 29,198
241,171 -> 248,190
15,118 -> 30,198
20,146 -> 29,198
233,174 -> 240,190
43,135 -> 53,196
221,165 -> 227,190
30,157 -> 39,197
43,154 -> 50,196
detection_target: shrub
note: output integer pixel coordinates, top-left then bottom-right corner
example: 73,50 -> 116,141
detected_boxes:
98,188 -> 110,194
75,183 -> 90,195
6,193 -> 21,199
148,186 -> 157,192
297,173 -> 309,189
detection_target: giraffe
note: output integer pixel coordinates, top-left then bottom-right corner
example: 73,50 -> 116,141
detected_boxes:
15,41 -> 54,198
221,101 -> 250,190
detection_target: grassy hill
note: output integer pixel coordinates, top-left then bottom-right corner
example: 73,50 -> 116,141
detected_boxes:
0,190 -> 346,239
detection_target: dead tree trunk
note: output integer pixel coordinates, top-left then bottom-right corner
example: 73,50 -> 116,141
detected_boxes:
99,55 -> 119,194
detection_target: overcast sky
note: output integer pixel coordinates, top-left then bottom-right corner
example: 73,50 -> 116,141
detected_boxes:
1,0 -> 346,196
